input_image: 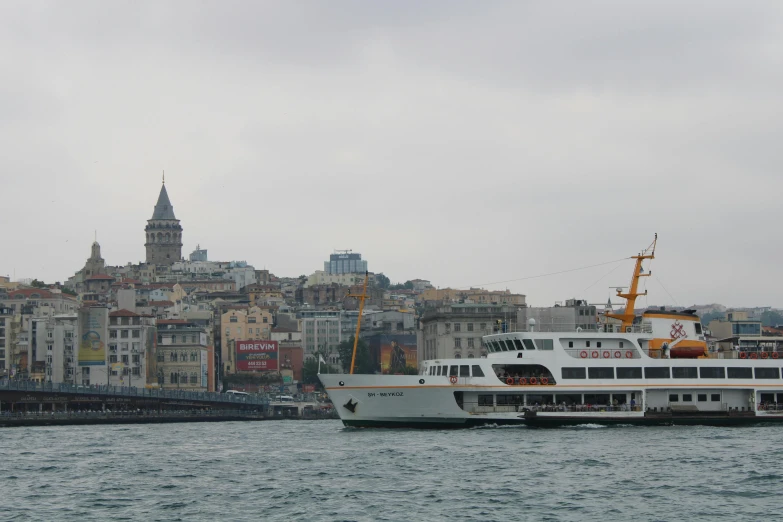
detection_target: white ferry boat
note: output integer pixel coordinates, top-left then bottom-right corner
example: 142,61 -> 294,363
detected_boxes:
319,237 -> 783,428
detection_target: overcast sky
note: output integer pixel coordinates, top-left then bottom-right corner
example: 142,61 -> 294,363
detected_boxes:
1,1 -> 782,308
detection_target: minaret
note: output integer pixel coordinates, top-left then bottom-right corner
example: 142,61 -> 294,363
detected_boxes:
144,173 -> 183,265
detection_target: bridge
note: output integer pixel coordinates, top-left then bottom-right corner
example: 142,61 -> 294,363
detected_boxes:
0,380 -> 269,414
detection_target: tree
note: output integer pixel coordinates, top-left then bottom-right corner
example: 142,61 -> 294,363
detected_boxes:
403,280 -> 414,290
336,336 -> 375,374
375,273 -> 390,289
30,279 -> 47,288
302,359 -> 339,385
762,311 -> 783,328
61,287 -> 77,296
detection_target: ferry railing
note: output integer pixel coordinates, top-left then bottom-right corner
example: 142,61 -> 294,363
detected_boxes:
462,400 -> 644,414
515,324 -> 653,334
0,380 -> 270,406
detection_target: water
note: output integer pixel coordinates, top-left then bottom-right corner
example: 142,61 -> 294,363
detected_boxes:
1,421 -> 781,521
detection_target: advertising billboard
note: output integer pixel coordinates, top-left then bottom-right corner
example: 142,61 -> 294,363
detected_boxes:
377,334 -> 417,374
236,340 -> 278,371
78,307 -> 107,366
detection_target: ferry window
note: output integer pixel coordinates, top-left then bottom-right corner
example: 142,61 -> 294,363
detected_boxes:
535,339 -> 554,350
436,366 -> 442,376
522,339 -> 536,350
472,365 -> 485,377
460,365 -> 470,377
755,367 -> 780,379
513,339 -> 524,351
588,367 -> 614,379
493,341 -> 504,352
711,394 -> 721,402
683,394 -> 693,402
586,341 -> 591,348
699,367 -> 725,379
697,394 -> 707,402
672,367 -> 698,379
695,323 -> 703,335
556,394 -> 582,405
449,366 -> 458,377
527,394 -> 554,405
727,367 -> 752,379
645,367 -> 670,379
669,394 -> 679,402
619,342 -> 624,348
477,394 -> 493,406
562,367 -> 587,379
496,395 -> 522,406
429,367 -> 434,376
597,342 -> 602,348
616,367 -> 642,379
583,393 -> 609,405
568,341 -> 574,348
499,341 -> 509,352
500,340 -> 511,351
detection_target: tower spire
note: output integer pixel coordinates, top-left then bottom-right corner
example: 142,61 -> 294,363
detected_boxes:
162,170 -> 165,185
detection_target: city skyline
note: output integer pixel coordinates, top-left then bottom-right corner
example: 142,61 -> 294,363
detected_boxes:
2,2 -> 783,307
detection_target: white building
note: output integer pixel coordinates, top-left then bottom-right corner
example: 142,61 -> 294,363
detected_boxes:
300,310 -> 342,364
107,309 -> 156,387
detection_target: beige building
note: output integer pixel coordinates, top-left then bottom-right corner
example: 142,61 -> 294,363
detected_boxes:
418,304 -> 519,361
154,319 -> 212,391
304,271 -> 370,288
418,287 -> 526,306
221,306 -> 274,374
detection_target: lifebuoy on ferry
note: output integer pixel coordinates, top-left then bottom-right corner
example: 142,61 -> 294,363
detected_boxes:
773,353 -> 780,360
750,353 -> 758,360
614,351 -> 621,358
519,377 -> 527,385
580,351 -> 588,358
762,352 -> 769,359
450,375 -> 459,384
529,377 -> 538,385
505,377 -> 513,385
740,352 -> 747,359
591,351 -> 599,359
541,377 -> 549,385
625,350 -> 633,359
602,351 -> 610,359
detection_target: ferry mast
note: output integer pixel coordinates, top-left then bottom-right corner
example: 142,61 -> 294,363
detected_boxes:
606,234 -> 657,330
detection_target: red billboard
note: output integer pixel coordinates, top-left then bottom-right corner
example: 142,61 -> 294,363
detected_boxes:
236,340 -> 279,371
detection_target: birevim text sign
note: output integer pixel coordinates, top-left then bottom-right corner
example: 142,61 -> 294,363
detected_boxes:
236,340 -> 278,371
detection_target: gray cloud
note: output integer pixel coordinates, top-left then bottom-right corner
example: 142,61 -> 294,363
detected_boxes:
1,1 -> 781,307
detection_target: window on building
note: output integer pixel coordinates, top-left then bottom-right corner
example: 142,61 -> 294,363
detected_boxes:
454,323 -> 461,332
455,338 -> 462,348
468,338 -> 475,348
121,330 -> 129,338
109,355 -> 118,363
172,335 -> 177,343
121,355 -> 129,364
230,316 -> 238,323
132,330 -> 140,338
455,353 -> 462,359
169,352 -> 177,362
263,317 -> 268,323
467,323 -> 474,332
480,323 -> 486,330
132,367 -> 140,376
109,331 -> 118,339
248,317 -> 257,323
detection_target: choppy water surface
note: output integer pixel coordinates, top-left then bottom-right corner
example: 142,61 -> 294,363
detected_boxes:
1,421 -> 782,521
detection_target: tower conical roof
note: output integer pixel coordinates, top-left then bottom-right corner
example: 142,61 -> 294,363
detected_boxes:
151,184 -> 176,220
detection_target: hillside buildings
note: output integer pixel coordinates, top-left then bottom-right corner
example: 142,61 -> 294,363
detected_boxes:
324,250 -> 367,274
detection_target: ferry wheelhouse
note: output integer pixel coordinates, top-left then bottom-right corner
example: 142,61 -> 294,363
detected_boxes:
319,237 -> 783,428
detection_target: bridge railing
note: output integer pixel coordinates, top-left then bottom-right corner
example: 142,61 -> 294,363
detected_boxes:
0,380 -> 270,406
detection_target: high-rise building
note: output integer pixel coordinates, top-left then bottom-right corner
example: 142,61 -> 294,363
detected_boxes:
323,250 -> 367,274
145,176 -> 183,265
